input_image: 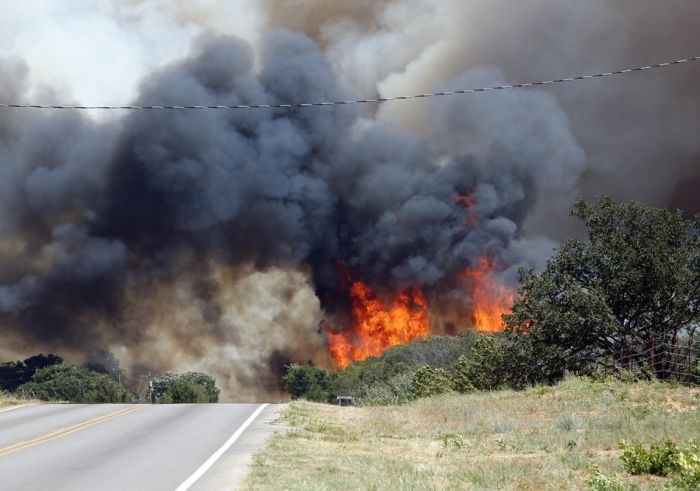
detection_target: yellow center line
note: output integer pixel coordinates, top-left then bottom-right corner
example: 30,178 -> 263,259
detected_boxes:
0,405 -> 147,458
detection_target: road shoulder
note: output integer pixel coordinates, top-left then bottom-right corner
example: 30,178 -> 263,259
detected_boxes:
192,404 -> 288,491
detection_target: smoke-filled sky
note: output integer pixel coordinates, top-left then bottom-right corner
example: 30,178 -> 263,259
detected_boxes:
1,0 -> 699,400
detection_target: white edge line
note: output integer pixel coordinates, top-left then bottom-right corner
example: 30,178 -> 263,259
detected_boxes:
174,403 -> 269,491
0,404 -> 37,414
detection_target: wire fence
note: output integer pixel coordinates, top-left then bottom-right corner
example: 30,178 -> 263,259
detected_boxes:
579,339 -> 700,386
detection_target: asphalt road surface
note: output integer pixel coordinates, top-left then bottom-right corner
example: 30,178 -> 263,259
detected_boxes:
0,403 -> 283,491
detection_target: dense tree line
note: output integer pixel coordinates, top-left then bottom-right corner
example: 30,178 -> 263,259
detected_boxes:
1,353 -> 220,404
17,364 -> 130,403
0,354 -> 64,392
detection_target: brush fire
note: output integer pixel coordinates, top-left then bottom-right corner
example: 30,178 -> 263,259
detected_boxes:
326,258 -> 515,368
461,257 -> 516,334
326,268 -> 431,369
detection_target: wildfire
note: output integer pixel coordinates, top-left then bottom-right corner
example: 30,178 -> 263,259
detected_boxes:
461,256 -> 515,333
326,280 -> 430,369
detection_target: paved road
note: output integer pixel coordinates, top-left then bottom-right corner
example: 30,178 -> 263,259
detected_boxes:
0,403 -> 283,491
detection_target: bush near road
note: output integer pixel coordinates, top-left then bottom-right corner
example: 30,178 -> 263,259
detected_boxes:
151,372 -> 220,403
0,354 -> 64,392
16,364 -> 129,403
0,351 -> 222,404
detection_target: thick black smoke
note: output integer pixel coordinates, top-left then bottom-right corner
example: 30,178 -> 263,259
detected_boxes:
0,31 -> 555,372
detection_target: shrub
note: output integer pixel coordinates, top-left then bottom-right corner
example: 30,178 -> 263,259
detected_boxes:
466,336 -> 509,391
453,355 -> 476,393
284,364 -> 332,403
152,372 -> 219,403
667,445 -> 700,490
17,364 -> 129,403
587,467 -> 629,491
589,368 -> 615,384
558,415 -> 583,432
329,334 -> 478,404
357,372 -> 416,406
616,440 -> 700,489
412,366 -> 453,398
356,382 -> 394,406
619,440 -> 680,476
330,357 -> 403,401
590,368 -> 642,385
439,433 -> 471,450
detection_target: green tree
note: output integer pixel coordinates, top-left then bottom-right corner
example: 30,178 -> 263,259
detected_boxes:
284,364 -> 331,402
467,336 -> 511,390
452,337 -> 511,391
452,355 -> 475,393
505,197 -> 700,384
152,372 -> 220,403
411,366 -> 453,398
16,364 -> 129,403
0,354 -> 64,392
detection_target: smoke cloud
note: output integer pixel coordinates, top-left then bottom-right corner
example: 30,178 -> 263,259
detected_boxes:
1,1 -> 699,399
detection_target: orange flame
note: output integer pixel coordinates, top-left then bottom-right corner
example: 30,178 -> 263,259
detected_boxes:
326,281 -> 430,369
456,193 -> 477,208
461,256 -> 515,333
456,193 -> 479,227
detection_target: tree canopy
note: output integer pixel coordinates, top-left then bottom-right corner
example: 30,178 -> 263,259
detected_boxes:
504,197 -> 700,384
16,363 -> 129,403
285,364 -> 332,403
0,354 -> 64,392
151,372 -> 220,403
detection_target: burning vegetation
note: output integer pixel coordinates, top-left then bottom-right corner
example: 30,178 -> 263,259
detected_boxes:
461,257 -> 516,333
325,256 -> 516,368
326,281 -> 430,369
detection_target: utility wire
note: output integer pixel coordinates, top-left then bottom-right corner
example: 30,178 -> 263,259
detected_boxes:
1,55 -> 699,111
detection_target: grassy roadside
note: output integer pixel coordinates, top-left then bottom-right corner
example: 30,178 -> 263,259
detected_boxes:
0,393 -> 37,408
244,378 -> 700,490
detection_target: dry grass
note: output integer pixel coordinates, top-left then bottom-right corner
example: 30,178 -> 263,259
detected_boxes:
245,378 -> 700,490
0,392 -> 37,408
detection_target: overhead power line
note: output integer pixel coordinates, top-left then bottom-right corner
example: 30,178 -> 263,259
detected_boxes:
1,55 -> 698,111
